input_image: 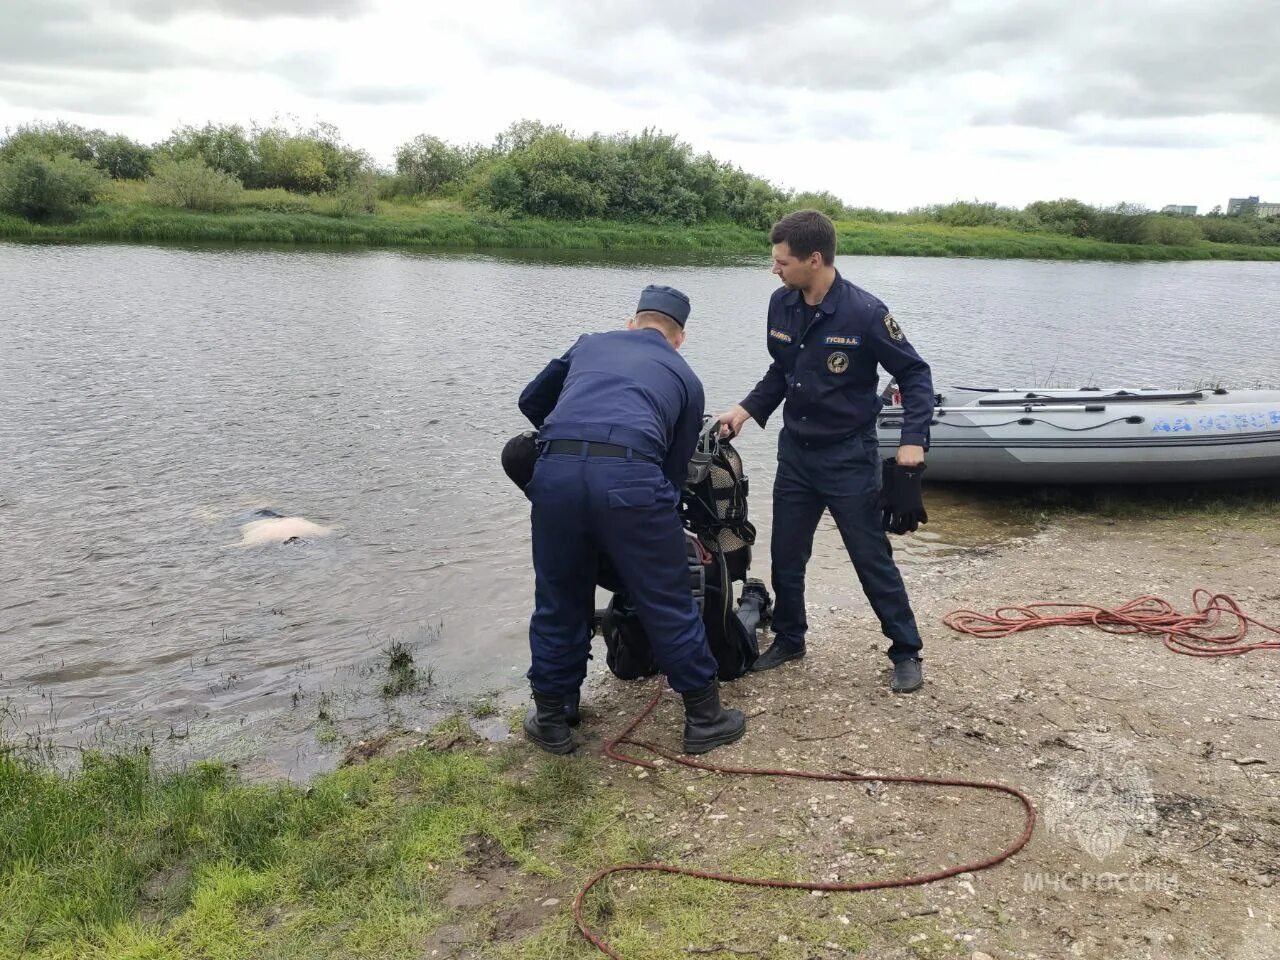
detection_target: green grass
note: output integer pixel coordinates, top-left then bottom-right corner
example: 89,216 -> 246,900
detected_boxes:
2,722 -> 991,960
0,731 -> 603,959
3,184 -> 1279,261
380,641 -> 425,698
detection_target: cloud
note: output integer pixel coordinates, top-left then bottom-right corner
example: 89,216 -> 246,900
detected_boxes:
0,0 -> 188,73
119,0 -> 373,22
1073,127 -> 1223,150
0,74 -> 155,116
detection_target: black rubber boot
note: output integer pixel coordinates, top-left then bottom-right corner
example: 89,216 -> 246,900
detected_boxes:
891,657 -> 924,694
563,688 -> 581,727
523,690 -> 575,754
681,681 -> 746,755
751,638 -> 805,671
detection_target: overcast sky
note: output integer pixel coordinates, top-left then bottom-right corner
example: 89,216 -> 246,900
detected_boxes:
2,0 -> 1277,212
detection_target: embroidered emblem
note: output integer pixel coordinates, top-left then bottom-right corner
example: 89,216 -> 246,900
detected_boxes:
824,334 -> 862,348
769,328 -> 793,343
827,351 -> 849,374
884,313 -> 905,342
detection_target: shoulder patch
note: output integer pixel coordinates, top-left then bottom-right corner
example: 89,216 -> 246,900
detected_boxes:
884,313 -> 905,342
768,328 -> 793,344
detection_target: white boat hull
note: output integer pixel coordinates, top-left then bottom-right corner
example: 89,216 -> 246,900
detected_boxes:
877,387 -> 1280,483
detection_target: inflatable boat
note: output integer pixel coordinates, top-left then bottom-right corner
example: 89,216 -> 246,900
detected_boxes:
877,386 -> 1280,483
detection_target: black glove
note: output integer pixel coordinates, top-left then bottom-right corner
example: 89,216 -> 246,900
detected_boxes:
501,430 -> 539,491
880,459 -> 927,535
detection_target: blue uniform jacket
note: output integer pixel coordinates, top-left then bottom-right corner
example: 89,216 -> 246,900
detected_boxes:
739,271 -> 933,448
518,328 -> 705,488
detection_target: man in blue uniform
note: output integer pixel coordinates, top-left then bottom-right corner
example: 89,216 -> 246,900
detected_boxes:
517,285 -> 747,755
718,210 -> 933,693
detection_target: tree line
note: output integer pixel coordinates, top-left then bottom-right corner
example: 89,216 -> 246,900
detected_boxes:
1,118 -> 1276,247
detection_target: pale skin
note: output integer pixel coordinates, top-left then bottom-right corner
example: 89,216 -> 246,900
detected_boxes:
628,311 -> 685,349
717,241 -> 925,468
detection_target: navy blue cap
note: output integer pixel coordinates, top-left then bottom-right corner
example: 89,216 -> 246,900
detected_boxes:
637,284 -> 691,328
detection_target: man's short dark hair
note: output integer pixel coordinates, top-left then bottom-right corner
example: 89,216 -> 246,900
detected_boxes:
770,209 -> 837,265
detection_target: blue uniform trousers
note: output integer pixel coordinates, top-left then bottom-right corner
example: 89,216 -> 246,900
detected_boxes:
527,449 -> 719,696
770,427 -> 923,663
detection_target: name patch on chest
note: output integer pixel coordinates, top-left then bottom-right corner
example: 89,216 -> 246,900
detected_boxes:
769,328 -> 794,344
824,335 -> 862,348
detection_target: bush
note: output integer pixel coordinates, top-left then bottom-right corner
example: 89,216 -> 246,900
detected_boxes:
147,157 -> 244,211
1201,217 -> 1261,245
1024,198 -> 1099,237
394,134 -> 476,195
1089,203 -> 1151,245
329,171 -> 378,216
472,122 -> 785,227
1,122 -> 152,180
94,135 -> 152,180
237,187 -> 313,214
251,122 -> 370,193
780,191 -> 849,220
158,123 -> 257,183
1143,215 -> 1202,246
0,121 -> 97,164
0,151 -> 105,220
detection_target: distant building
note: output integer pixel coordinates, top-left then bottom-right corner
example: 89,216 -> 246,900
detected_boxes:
1227,196 -> 1260,215
1160,205 -> 1197,215
1227,197 -> 1280,218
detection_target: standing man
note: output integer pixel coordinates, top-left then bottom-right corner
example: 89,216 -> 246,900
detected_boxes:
718,210 -> 933,693
517,285 -> 747,755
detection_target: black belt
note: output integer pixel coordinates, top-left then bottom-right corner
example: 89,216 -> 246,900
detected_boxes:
542,440 -> 649,460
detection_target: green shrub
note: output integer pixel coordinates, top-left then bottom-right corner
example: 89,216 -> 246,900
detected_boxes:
94,134 -> 153,180
1,122 -> 152,180
0,150 -> 105,220
1201,217 -> 1262,245
147,158 -> 244,211
238,187 -> 314,214
0,121 -> 98,164
1089,203 -> 1152,244
1143,215 -> 1202,246
157,123 -> 257,183
1024,198 -> 1099,237
394,134 -> 475,194
780,190 -> 849,220
326,172 -> 378,216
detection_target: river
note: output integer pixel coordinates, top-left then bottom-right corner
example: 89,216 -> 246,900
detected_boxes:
2,242 -> 1276,775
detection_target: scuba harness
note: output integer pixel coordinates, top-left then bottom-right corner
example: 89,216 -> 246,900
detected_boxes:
502,417 -> 769,682
600,418 -> 765,682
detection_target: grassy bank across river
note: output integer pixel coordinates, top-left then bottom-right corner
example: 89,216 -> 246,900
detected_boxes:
4,189 -> 1279,261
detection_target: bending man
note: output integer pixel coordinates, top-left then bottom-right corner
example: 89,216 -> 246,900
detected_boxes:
518,285 -> 747,754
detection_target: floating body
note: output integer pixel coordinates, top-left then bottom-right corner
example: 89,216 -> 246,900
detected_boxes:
238,509 -> 334,546
877,386 -> 1280,484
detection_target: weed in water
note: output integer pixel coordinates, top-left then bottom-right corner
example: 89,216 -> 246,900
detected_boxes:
381,641 -> 421,698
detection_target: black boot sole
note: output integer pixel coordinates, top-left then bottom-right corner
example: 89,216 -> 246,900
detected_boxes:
890,665 -> 924,694
683,723 -> 746,755
750,646 -> 805,672
523,720 -> 576,755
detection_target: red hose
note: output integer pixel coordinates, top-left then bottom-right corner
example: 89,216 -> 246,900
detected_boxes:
944,589 -> 1280,657
573,685 -> 1038,959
